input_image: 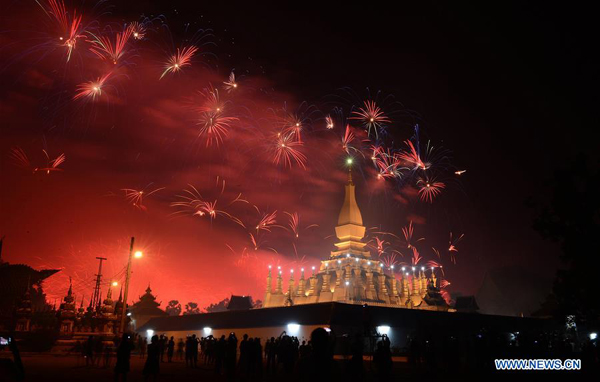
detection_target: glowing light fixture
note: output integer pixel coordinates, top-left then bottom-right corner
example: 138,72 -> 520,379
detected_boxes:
134,251 -> 143,258
287,323 -> 300,335
203,327 -> 212,336
377,325 -> 391,335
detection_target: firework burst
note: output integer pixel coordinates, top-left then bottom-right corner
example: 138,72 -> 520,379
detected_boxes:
121,185 -> 165,211
349,100 -> 391,138
373,149 -> 404,180
273,132 -> 307,169
128,21 -> 146,40
160,46 -> 198,79
87,26 -> 132,65
196,111 -> 238,147
73,72 -> 111,100
37,0 -> 85,61
171,183 -> 245,228
223,71 -> 238,92
417,177 -> 445,203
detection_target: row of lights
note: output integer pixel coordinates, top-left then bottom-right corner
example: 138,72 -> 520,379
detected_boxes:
148,324 -> 391,339
269,262 -> 437,275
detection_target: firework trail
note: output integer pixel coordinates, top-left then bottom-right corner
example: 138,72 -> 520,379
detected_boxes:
367,236 -> 389,257
171,183 -> 245,228
398,140 -> 427,170
401,221 -> 423,249
8,147 -> 31,169
273,132 -> 307,169
448,232 -> 464,264
417,177 -> 445,203
36,0 -> 85,61
325,115 -> 334,129
87,26 -> 132,64
455,170 -> 466,175
160,45 -> 198,79
341,124 -> 355,154
255,210 -> 279,234
73,72 -> 111,100
373,148 -> 404,180
223,71 -> 238,92
284,212 -> 318,239
382,253 -> 398,268
349,100 -> 391,138
121,185 -> 165,211
36,150 -> 65,174
8,147 -> 65,174
410,246 -> 422,265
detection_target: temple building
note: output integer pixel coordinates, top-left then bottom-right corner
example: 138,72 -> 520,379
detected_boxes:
263,171 -> 450,311
128,285 -> 168,330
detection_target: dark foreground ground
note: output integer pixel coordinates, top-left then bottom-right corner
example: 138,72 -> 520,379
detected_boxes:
1,353 -> 595,382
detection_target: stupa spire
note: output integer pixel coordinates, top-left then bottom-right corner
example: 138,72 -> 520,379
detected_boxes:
331,167 -> 370,259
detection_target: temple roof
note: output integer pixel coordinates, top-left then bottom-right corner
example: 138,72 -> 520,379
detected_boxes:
130,285 -> 166,316
227,295 -> 253,311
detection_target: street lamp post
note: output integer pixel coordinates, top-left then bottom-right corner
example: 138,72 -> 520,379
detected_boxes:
120,237 -> 135,333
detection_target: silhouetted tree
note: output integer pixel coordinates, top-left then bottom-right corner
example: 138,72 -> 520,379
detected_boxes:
166,300 -> 181,316
531,154 -> 600,324
203,298 -> 229,313
183,302 -> 200,315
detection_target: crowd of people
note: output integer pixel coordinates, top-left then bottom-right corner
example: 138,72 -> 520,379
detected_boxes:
67,328 -> 393,381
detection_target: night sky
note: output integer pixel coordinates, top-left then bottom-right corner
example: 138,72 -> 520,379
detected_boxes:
1,1 -> 597,309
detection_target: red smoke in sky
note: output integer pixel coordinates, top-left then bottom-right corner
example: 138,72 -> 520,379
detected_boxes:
0,2 -> 468,309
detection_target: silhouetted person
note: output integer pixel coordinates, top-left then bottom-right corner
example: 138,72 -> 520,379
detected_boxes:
159,334 -> 166,362
167,336 -> 175,362
185,336 -> 193,367
103,342 -> 113,368
301,328 -> 340,382
114,333 -> 133,382
215,335 -> 226,375
176,338 -> 185,360
94,336 -> 104,366
373,336 -> 392,380
252,337 -> 263,379
0,336 -> 25,381
138,336 -> 146,358
191,334 -> 199,367
266,337 -> 276,373
347,333 -> 364,382
84,336 -> 95,368
225,333 -> 238,381
143,335 -> 160,382
239,333 -> 249,376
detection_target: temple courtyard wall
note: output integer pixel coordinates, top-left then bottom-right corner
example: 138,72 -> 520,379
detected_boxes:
138,302 -> 547,352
